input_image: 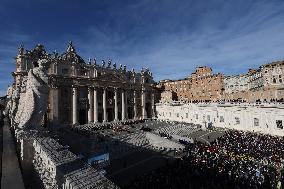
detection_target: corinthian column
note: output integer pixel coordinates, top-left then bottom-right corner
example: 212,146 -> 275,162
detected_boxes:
88,87 -> 94,123
93,87 -> 98,123
142,89 -> 146,119
122,90 -> 125,120
72,87 -> 78,125
114,88 -> 118,121
51,87 -> 59,126
103,88 -> 107,122
151,92 -> 155,118
134,90 -> 137,119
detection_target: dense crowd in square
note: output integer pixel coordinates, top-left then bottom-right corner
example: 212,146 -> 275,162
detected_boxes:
125,130 -> 284,189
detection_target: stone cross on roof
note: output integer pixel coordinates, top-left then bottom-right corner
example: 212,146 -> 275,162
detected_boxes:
66,41 -> 76,53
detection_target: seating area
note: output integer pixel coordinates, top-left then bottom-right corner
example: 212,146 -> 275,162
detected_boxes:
76,120 -> 202,160
154,122 -> 198,137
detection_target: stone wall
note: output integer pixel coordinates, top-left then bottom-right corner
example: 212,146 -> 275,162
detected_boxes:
156,103 -> 284,136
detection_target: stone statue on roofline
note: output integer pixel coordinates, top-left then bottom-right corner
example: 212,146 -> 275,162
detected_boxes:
18,45 -> 25,55
102,60 -> 105,67
107,59 -> 112,68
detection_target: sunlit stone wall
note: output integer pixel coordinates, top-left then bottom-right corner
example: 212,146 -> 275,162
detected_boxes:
156,102 -> 284,136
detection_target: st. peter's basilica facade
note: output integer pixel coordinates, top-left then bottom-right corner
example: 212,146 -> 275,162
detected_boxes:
12,42 -> 157,127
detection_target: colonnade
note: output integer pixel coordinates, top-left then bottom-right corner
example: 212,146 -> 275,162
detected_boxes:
71,87 -> 150,125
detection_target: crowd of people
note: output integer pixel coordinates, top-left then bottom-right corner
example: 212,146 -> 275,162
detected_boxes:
158,132 -> 173,139
72,119 -> 147,135
125,130 -> 284,189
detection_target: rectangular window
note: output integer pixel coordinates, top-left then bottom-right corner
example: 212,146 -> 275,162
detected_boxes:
186,113 -> 188,118
235,117 -> 240,125
220,116 -> 224,122
177,113 -> 179,117
254,118 -> 259,126
195,114 -> 198,120
276,120 -> 283,129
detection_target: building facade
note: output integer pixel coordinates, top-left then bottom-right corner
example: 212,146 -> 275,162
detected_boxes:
224,74 -> 250,102
157,66 -> 224,103
261,61 -> 284,102
157,79 -> 190,102
158,62 -> 284,103
12,43 -> 157,127
159,90 -> 178,103
189,66 -> 224,102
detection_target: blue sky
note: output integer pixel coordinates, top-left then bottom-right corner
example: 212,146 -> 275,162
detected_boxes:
1,0 -> 284,96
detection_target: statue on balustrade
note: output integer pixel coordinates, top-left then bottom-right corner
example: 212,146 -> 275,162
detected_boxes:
13,59 -> 49,130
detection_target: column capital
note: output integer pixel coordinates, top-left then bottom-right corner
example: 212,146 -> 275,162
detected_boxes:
72,87 -> 78,95
113,87 -> 119,92
50,84 -> 59,89
88,86 -> 93,92
92,85 -> 99,90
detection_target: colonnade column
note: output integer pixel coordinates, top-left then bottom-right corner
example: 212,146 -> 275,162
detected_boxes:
103,88 -> 107,122
114,88 -> 119,121
88,87 -> 94,123
125,90 -> 128,119
51,87 -> 59,126
133,90 -> 137,119
151,92 -> 155,118
122,90 -> 126,120
142,89 -> 146,119
72,87 -> 78,125
93,87 -> 98,123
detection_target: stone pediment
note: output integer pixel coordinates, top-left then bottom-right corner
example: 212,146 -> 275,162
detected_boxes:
98,73 -> 128,83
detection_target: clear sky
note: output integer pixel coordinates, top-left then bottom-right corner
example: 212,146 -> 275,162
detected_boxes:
1,0 -> 284,96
